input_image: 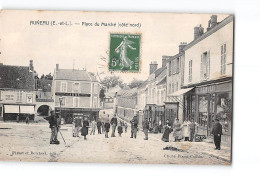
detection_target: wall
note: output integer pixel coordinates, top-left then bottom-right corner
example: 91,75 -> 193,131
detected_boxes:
183,21 -> 234,86
0,89 -> 36,104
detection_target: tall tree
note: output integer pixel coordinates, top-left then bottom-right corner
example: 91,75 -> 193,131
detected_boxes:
129,78 -> 144,88
101,76 -> 123,89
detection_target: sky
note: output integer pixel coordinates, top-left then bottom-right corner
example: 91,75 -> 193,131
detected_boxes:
0,10 -> 228,83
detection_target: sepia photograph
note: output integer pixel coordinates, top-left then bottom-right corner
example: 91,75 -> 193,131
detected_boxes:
0,10 -> 234,165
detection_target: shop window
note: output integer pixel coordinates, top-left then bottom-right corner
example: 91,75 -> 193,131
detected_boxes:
221,44 -> 226,74
198,95 -> 208,127
73,97 -> 79,107
216,93 -> 232,135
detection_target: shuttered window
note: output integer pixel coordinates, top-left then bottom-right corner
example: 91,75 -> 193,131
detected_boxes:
189,60 -> 192,82
221,44 -> 226,74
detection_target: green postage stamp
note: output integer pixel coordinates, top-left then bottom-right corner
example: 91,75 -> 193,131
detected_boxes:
109,33 -> 141,72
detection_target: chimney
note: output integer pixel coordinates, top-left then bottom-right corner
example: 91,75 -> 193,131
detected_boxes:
149,61 -> 158,74
29,60 -> 34,72
194,25 -> 204,40
56,64 -> 59,71
207,15 -> 218,31
162,56 -> 167,67
179,42 -> 187,53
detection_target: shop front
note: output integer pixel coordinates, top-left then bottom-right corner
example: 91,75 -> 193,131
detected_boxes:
184,80 -> 232,137
164,102 -> 178,127
55,107 -> 100,124
2,104 -> 35,121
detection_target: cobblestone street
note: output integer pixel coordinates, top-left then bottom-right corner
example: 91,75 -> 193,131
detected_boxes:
0,121 -> 231,165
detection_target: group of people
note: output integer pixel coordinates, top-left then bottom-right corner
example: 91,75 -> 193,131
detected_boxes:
160,118 -> 223,150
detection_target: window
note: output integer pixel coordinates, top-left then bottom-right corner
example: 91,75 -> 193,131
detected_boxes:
189,60 -> 192,82
61,82 -> 67,92
26,94 -> 33,103
73,97 -> 79,107
176,82 -> 178,91
172,83 -> 175,93
221,44 -> 226,74
200,51 -> 210,80
168,61 -> 172,76
93,97 -> 98,108
17,91 -> 22,102
73,82 -> 80,93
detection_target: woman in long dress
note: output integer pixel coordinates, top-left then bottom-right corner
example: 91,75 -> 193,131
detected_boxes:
173,119 -> 182,142
182,120 -> 191,141
162,120 -> 173,142
81,117 -> 89,140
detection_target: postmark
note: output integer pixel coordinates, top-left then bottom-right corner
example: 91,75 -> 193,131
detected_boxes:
109,33 -> 141,72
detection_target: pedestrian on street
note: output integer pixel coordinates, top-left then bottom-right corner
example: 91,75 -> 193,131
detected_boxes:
189,118 -> 198,142
16,114 -> 20,123
25,115 -> 29,125
74,116 -> 82,137
97,119 -> 102,134
90,119 -> 97,135
124,122 -> 128,133
212,118 -> 223,150
117,124 -> 123,137
130,116 -> 138,139
182,119 -> 191,141
81,116 -> 89,140
173,119 -> 182,142
143,118 -> 149,140
162,119 -> 173,142
110,114 -> 118,137
48,111 -> 60,144
104,119 -> 110,138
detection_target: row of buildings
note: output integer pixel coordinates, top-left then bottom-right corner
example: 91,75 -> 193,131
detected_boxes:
0,61 -> 101,123
115,15 -> 233,140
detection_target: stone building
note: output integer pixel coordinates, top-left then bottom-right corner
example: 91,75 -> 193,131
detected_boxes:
0,60 -> 36,121
52,64 -> 101,123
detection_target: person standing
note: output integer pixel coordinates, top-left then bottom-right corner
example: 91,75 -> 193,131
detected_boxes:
161,119 -> 172,142
104,119 -> 110,138
110,115 -> 118,137
74,116 -> 82,137
130,116 -> 138,139
124,122 -> 128,133
182,119 -> 191,141
189,118 -> 198,142
173,119 -> 182,142
49,111 -> 60,144
97,120 -> 102,134
81,116 -> 89,140
117,124 -> 123,137
90,120 -> 97,135
212,118 -> 223,150
25,115 -> 29,125
143,118 -> 149,140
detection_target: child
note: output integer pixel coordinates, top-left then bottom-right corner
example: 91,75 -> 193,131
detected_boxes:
118,124 -> 123,137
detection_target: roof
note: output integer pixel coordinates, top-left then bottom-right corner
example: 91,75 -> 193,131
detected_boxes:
156,76 -> 166,86
0,64 -> 35,90
154,66 -> 166,78
117,88 -> 137,97
184,15 -> 234,51
55,69 -> 98,82
166,52 -> 184,63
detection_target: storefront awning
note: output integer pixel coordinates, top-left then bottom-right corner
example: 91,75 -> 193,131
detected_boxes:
4,105 -> 20,113
20,105 -> 35,114
168,87 -> 194,97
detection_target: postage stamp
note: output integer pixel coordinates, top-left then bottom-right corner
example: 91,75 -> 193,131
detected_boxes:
109,33 -> 141,72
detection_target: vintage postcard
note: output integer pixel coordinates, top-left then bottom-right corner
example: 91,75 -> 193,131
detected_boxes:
0,10 -> 234,165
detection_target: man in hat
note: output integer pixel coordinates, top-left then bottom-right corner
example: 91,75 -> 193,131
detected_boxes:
110,114 -> 118,137
143,118 -> 149,140
130,115 -> 138,139
49,110 -> 60,144
212,118 -> 223,150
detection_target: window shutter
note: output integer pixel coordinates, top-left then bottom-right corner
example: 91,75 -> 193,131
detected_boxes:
207,51 -> 210,79
200,55 -> 203,80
